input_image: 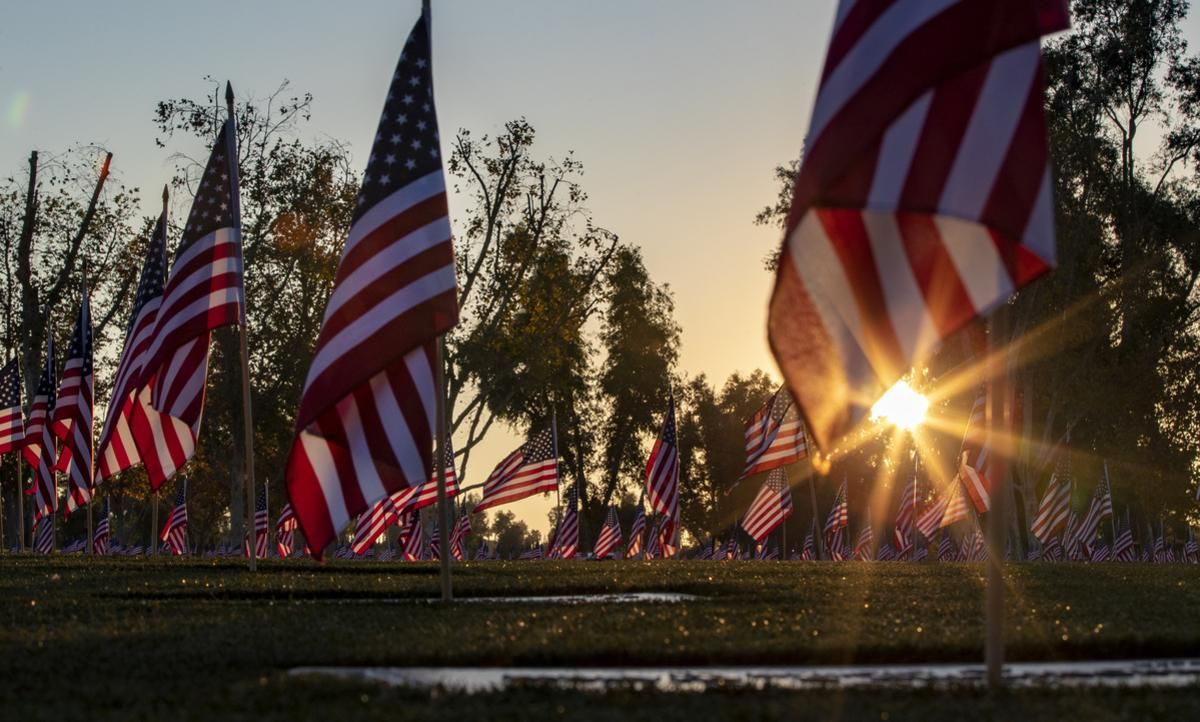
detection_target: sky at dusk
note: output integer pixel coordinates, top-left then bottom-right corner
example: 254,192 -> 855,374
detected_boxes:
4,2 -> 1199,535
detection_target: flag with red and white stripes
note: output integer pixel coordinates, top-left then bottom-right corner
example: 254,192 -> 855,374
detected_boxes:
133,113 -> 244,490
23,336 -> 56,523
96,209 -> 167,485
54,292 -> 94,516
740,389 -> 807,480
350,494 -> 396,555
450,512 -> 471,561
767,0 -> 1070,451
915,481 -> 950,540
957,391 -> 994,513
407,443 -> 458,512
285,9 -> 459,559
893,471 -> 917,553
854,513 -> 875,561
741,468 -> 793,543
276,502 -> 298,557
474,427 -> 558,512
244,485 -> 269,559
644,398 -> 680,520
593,506 -> 622,559
939,479 -> 972,529
33,515 -> 53,555
400,512 -> 424,561
159,478 -> 189,555
823,479 -> 848,541
625,504 -> 646,558
1076,465 -> 1113,548
0,359 -> 24,454
92,498 -> 110,555
1031,452 -> 1072,543
550,485 -> 580,560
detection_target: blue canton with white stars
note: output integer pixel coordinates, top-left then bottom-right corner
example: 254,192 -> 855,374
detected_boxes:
0,359 -> 20,408
65,299 -> 93,376
354,11 -> 441,224
127,212 -> 167,337
521,427 -> 556,465
181,120 -> 235,249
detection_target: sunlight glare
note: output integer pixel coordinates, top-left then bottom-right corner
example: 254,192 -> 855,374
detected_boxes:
870,380 -> 928,431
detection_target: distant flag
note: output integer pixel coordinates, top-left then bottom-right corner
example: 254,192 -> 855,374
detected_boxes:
1031,452 -> 1073,544
938,481 -> 972,529
853,513 -> 874,561
1153,533 -> 1166,563
893,470 -> 917,554
957,391 -> 995,513
244,485 -> 269,559
92,498 -> 110,555
723,536 -> 738,562
800,530 -> 815,561
915,483 -> 950,540
593,506 -> 622,560
33,515 -> 53,555
276,502 -> 298,557
429,521 -> 441,560
767,0 -> 1069,451
742,468 -> 794,543
644,398 -> 680,521
96,208 -> 167,485
1076,465 -> 1114,548
474,426 -> 558,512
400,512 -> 424,561
1184,528 -> 1199,564
0,359 -> 25,454
1111,511 -> 1135,562
823,479 -> 849,544
740,388 -> 807,481
937,532 -> 956,562
132,104 -> 245,490
23,335 -> 57,523
1090,543 -> 1110,563
159,478 -> 189,555
54,291 -> 94,516
657,515 -> 679,559
285,7 -> 459,558
407,442 -> 459,512
828,526 -> 848,562
552,486 -> 580,560
518,545 -> 545,560
450,512 -> 471,561
626,504 -> 647,559
351,494 -> 400,555
474,542 -> 488,561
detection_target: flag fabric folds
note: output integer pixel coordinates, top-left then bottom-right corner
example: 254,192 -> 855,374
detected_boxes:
23,336 -> 56,523
276,502 -> 298,557
450,512 -> 471,561
34,515 -> 53,554
96,209 -> 167,485
593,506 -> 622,559
1076,466 -> 1113,547
160,478 -> 189,555
474,427 -> 558,512
645,398 -> 680,523
740,389 -> 807,480
767,0 -> 1069,451
244,485 -> 268,559
956,391 -> 994,513
742,468 -> 793,543
893,471 -> 916,553
54,292 -> 94,516
823,479 -> 848,543
351,494 -> 398,555
285,9 -> 459,559
92,498 -> 110,555
132,115 -> 244,490
625,504 -> 646,558
0,359 -> 24,453
1031,452 -> 1072,544
551,486 -> 579,560
408,443 -> 459,512
400,513 -> 424,561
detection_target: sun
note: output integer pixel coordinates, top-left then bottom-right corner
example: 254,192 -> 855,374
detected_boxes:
870,380 -> 929,431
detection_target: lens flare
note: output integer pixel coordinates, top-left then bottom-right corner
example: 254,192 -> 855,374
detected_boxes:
870,380 -> 928,431
7,91 -> 30,129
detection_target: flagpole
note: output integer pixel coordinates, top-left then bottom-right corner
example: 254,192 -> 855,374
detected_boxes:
434,337 -> 453,600
911,451 -> 918,559
82,271 -> 94,555
147,187 -> 167,558
16,457 -> 24,552
985,308 -> 1008,689
1104,463 -> 1117,546
225,82 -> 257,573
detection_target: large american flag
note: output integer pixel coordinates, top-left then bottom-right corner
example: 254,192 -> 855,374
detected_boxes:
133,115 -> 244,490
592,505 -> 622,560
1031,452 -> 1072,543
285,9 -> 459,559
276,502 -> 298,557
625,503 -> 646,558
160,478 -> 189,555
800,529 -> 815,561
244,485 -> 269,559
767,0 -> 1069,451
644,398 -> 680,520
740,389 -> 807,480
96,209 -> 167,485
54,292 -> 94,516
474,427 -> 558,512
23,336 -> 56,523
92,497 -> 110,555
742,468 -> 793,543
957,391 -> 993,513
0,358 -> 24,453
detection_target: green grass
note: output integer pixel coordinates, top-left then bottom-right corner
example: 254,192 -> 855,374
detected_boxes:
2,557 -> 1198,720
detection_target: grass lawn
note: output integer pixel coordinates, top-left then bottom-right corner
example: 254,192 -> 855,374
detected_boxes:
2,557 -> 1198,720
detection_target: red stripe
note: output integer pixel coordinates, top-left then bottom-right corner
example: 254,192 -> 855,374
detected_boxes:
896,212 -> 978,334
336,193 -> 450,286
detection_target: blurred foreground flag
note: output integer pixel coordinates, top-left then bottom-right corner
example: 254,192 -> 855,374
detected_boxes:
768,0 -> 1069,450
286,7 -> 458,558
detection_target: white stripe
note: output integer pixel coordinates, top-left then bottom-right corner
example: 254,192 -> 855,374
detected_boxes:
301,430 -> 350,537
939,43 -> 1039,220
164,351 -> 209,419
1023,165 -> 1055,264
343,172 -> 446,255
867,91 -> 932,209
366,372 -> 426,484
306,266 -> 457,385
404,346 -> 437,437
862,211 -> 940,362
152,279 -> 242,352
934,215 -> 1014,313
337,394 -> 387,510
165,228 -> 238,290
809,0 -> 959,142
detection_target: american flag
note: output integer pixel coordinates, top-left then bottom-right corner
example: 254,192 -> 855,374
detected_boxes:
957,391 -> 993,513
592,505 -> 622,560
92,498 -> 110,555
914,484 -> 950,540
474,427 -> 558,512
625,504 -> 646,558
407,442 -> 459,512
853,515 -> 874,561
767,1 -> 1068,451
938,480 -> 972,529
800,530 -> 815,561
823,479 -> 848,540
133,113 -> 245,490
723,536 -> 739,561
33,514 -> 53,554
644,398 -> 679,520
1031,452 -> 1072,543
54,292 -> 94,516
551,486 -> 580,560
1184,529 -> 1199,564
877,542 -> 898,561
518,545 -> 545,560
159,478 -> 189,555
351,493 -> 399,555
450,512 -> 471,561
657,513 -> 680,559
1076,466 -> 1113,548
1090,543 -> 1110,563
285,9 -> 459,559
828,526 -> 848,561
893,471 -> 917,553
645,522 -> 663,559
937,532 -> 957,562
740,389 -> 807,480
741,468 -> 793,543
400,512 -> 423,561
96,208 -> 167,486
244,485 -> 268,559
1153,533 -> 1166,563
23,335 -> 56,523
0,358 -> 24,453
1111,512 -> 1135,562
473,542 -> 488,561
428,521 -> 441,560
276,502 -> 298,557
